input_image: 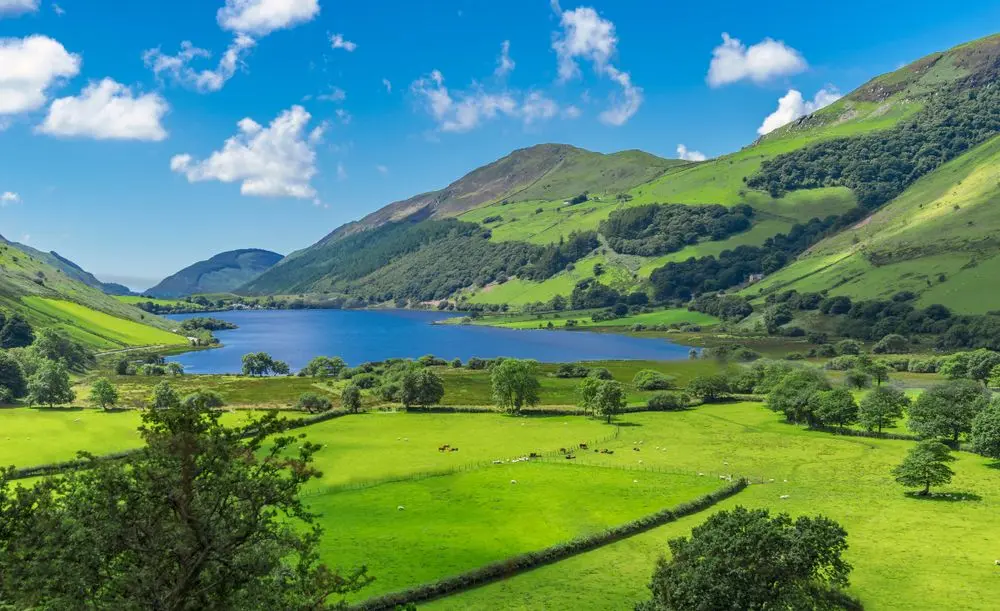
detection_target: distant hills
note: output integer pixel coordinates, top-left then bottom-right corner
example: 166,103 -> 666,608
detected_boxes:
241,33 -> 1000,315
146,249 -> 283,298
0,235 -> 132,296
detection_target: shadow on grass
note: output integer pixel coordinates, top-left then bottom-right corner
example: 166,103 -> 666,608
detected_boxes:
984,461 -> 1000,471
616,421 -> 644,428
32,406 -> 85,412
904,491 -> 982,502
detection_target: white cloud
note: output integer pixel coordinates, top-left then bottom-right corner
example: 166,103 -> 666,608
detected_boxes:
39,78 -> 169,141
0,191 -> 20,205
676,144 -> 707,162
0,0 -> 37,16
381,78 -> 392,93
330,33 -> 357,52
335,108 -> 351,124
707,33 -> 806,87
562,105 -> 581,119
375,164 -> 388,175
318,86 -> 346,102
336,162 -> 347,181
521,91 -> 558,125
495,40 -> 515,77
0,35 -> 80,115
217,0 -> 319,36
144,35 -> 256,93
52,3 -> 64,15
170,105 -> 321,199
757,87 -> 841,135
552,7 -> 642,126
411,70 -> 518,133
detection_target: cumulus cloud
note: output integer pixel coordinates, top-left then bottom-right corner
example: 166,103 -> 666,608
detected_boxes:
144,35 -> 256,93
381,78 -> 392,93
411,70 -> 518,133
39,78 -> 169,141
521,91 -> 559,125
330,33 -> 356,52
495,40 -> 515,78
676,144 -> 707,162
552,6 -> 642,126
0,35 -> 80,115
335,108 -> 351,124
217,0 -> 319,36
317,86 -> 346,102
707,33 -> 806,87
0,0 -> 37,16
170,105 -> 322,199
757,87 -> 841,135
1,191 -> 20,205
562,105 -> 581,119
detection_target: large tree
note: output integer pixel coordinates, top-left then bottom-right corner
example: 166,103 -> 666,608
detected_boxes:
814,388 -> 859,429
858,385 -> 909,433
908,380 -> 989,442
892,440 -> 955,496
638,506 -> 853,611
686,374 -> 730,403
400,368 -> 444,408
592,380 -> 627,423
0,393 -> 371,608
0,313 -> 34,349
0,351 -> 27,399
26,361 -> 75,408
970,399 -> 1000,459
490,359 -> 541,414
341,384 -> 362,413
301,356 -> 347,378
765,368 -> 830,425
31,328 -> 92,371
88,378 -> 119,411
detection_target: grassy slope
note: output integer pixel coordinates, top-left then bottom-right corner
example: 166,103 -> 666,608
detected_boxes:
746,134 -> 1000,312
430,403 -> 1000,611
0,243 -> 186,348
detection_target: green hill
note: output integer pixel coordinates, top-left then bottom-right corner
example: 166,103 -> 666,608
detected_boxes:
0,242 -> 187,349
0,235 -> 132,295
245,33 -> 1000,314
147,249 -> 283,298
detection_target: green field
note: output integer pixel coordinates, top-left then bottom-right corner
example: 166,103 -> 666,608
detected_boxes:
115,295 -> 204,308
470,308 -> 717,330
23,297 -> 188,347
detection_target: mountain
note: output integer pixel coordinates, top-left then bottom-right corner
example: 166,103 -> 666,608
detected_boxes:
147,249 -> 284,298
0,239 -> 187,349
245,33 -> 1000,315
0,235 -> 133,296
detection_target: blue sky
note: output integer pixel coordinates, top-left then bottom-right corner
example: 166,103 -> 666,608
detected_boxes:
1,0 -> 998,290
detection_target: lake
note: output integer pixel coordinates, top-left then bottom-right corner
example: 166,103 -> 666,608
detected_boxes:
166,309 -> 694,374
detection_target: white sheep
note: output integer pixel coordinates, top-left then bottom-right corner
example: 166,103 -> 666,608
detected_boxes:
780,495 -> 790,500
510,480 -> 517,484
633,479 -> 639,484
397,505 -> 405,511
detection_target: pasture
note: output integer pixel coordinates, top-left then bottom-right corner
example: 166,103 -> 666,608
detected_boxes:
22,297 -> 188,347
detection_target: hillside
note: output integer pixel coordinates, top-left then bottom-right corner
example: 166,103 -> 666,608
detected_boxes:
246,33 -> 1000,314
0,241 -> 187,349
0,235 -> 132,295
147,249 -> 283,298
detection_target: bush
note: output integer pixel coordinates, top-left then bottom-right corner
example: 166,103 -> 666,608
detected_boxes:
467,357 -> 488,370
784,352 -> 805,360
555,364 -> 590,379
351,373 -> 380,389
647,392 -> 688,411
633,370 -> 676,390
908,358 -> 941,373
587,367 -> 613,380
297,393 -> 332,413
836,339 -> 862,355
824,355 -> 858,371
687,375 -> 731,402
418,354 -> 448,367
880,357 -> 911,372
873,333 -> 908,354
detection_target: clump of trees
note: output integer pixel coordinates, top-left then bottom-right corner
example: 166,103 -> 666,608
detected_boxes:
578,377 -> 627,422
599,203 -> 753,257
241,352 -> 290,377
491,359 -> 540,414
633,370 -> 675,391
858,385 -> 910,433
300,356 -> 347,378
908,380 -> 989,442
638,507 -> 853,610
297,392 -> 332,413
179,317 -> 238,332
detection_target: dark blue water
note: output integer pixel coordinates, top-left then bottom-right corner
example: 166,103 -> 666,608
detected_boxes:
166,309 -> 693,373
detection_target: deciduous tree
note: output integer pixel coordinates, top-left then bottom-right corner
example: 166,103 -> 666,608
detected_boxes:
908,380 -> 988,442
892,440 -> 955,496
858,385 -> 909,433
490,359 -> 541,414
88,378 -> 118,411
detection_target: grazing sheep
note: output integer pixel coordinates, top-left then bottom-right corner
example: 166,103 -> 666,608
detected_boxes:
492,460 -> 502,465
565,454 -> 576,460
633,447 -> 640,452
994,560 -> 1000,566
698,472 -> 704,476
780,495 -> 790,500
510,480 -> 517,484
638,460 -> 643,464
397,505 -> 405,511
633,479 -> 639,483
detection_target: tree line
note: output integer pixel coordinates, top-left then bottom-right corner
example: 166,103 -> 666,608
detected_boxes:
600,203 -> 753,257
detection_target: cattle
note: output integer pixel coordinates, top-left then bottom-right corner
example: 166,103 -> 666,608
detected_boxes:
438,444 -> 451,452
633,447 -> 640,452
559,448 -> 567,454
579,443 -> 589,450
449,447 -> 459,452
565,454 -> 576,460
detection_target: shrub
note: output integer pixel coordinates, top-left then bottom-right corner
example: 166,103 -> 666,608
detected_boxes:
633,370 -> 676,390
824,355 -> 858,371
836,339 -> 862,355
297,393 -> 332,413
467,357 -> 488,370
555,364 -> 590,378
873,333 -> 908,354
647,392 -> 688,411
784,352 -> 805,360
687,375 -> 730,403
418,354 -> 448,367
351,373 -> 380,389
908,358 -> 940,373
587,367 -> 613,380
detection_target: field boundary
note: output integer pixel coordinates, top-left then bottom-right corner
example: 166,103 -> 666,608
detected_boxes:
349,478 -> 748,611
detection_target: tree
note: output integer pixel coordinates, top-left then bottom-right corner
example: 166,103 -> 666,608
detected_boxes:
182,390 -> 224,411
687,375 -> 730,403
301,356 -> 346,378
297,392 -> 332,414
863,360 -> 891,386
166,362 -> 184,376
26,361 -> 75,408
577,376 -> 602,415
592,380 -> 627,423
341,384 -> 362,413
908,380 -> 988,442
835,339 -> 861,355
843,368 -> 871,390
0,392 -> 371,608
490,359 -> 541,414
965,349 -> 1000,385
633,370 -> 675,391
32,328 -> 92,370
0,313 -> 34,349
814,388 -> 858,429
150,381 -> 181,410
0,351 -> 27,398
400,368 -> 444,408
872,334 -> 908,354
638,506 -> 852,611
241,352 -> 288,377
88,378 -> 118,411
858,385 -> 909,433
970,399 -> 1000,459
892,440 -> 955,496
115,359 -> 131,376
765,368 -> 830,425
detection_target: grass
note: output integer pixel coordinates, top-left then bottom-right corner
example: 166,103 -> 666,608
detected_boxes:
745,135 -> 1000,313
23,298 -> 188,347
312,463 -> 721,600
470,308 -> 718,330
427,403 -> 1000,610
115,296 -> 206,309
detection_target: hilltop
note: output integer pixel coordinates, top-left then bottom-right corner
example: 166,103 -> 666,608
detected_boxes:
147,249 -> 283,298
0,235 -> 131,296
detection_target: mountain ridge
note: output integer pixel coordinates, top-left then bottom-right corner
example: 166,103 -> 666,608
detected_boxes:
147,248 -> 283,298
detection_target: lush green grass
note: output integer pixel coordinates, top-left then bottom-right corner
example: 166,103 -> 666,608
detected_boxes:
746,135 -> 1000,313
115,295 -> 206,309
312,463 -> 720,600
471,308 -> 717,330
428,403 -> 1000,610
24,298 -> 188,347
0,407 -> 146,469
